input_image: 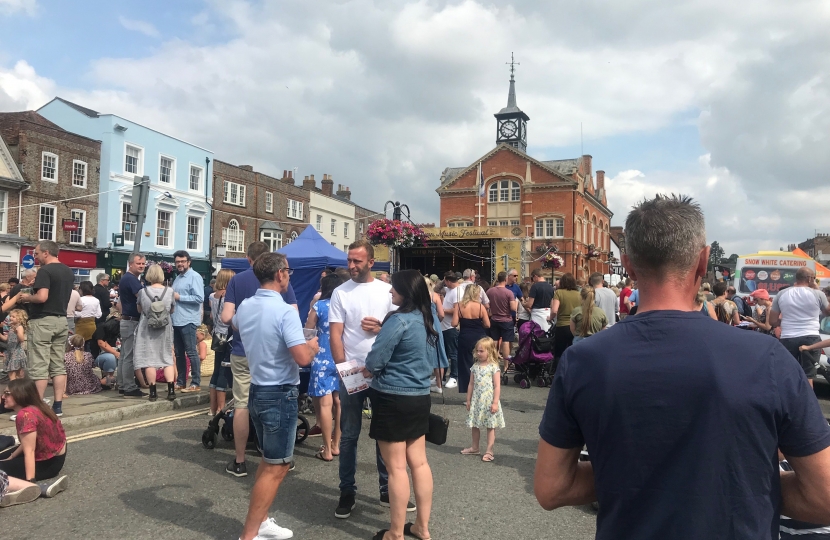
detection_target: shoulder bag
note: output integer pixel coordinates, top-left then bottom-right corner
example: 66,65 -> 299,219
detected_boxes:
425,345 -> 450,445
211,295 -> 231,352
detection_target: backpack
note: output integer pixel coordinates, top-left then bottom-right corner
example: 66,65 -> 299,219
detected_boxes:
732,295 -> 752,318
143,286 -> 170,329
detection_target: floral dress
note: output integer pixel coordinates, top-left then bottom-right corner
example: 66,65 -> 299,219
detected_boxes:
309,299 -> 338,397
466,363 -> 505,429
64,349 -> 101,395
4,327 -> 27,372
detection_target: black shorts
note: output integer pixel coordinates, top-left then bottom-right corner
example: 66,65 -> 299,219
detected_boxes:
781,336 -> 821,379
489,320 -> 515,343
368,388 -> 430,442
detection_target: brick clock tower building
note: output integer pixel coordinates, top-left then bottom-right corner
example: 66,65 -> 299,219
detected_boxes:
433,66 -> 613,282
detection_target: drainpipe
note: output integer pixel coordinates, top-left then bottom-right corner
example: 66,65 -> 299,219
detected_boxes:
205,156 -> 213,272
17,182 -> 30,278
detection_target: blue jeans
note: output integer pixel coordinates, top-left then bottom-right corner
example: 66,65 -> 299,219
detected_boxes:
174,324 -> 200,387
442,327 -> 459,379
95,353 -> 117,374
249,384 -> 298,465
209,346 -> 232,391
338,379 -> 389,495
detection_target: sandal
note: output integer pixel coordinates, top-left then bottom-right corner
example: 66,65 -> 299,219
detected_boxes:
371,529 -> 389,540
460,447 -> 480,455
482,452 -> 495,462
404,522 -> 431,540
315,446 -> 333,462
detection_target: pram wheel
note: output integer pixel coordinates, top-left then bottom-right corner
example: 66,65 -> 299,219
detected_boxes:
544,376 -> 552,387
514,374 -> 523,384
536,376 -> 547,388
202,429 -> 216,449
519,378 -> 530,389
220,424 -> 234,441
296,414 -> 310,444
502,373 -> 509,385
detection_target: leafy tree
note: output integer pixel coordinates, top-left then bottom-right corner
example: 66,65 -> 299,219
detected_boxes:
708,241 -> 724,271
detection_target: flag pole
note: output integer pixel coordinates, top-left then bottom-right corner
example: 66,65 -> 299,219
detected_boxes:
477,161 -> 482,227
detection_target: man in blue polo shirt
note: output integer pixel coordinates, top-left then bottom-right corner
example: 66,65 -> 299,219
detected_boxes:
116,253 -> 146,398
234,251 -> 318,540
535,194 -> 830,539
221,241 -> 298,478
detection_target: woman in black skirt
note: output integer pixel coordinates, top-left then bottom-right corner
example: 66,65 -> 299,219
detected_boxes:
363,269 -> 444,540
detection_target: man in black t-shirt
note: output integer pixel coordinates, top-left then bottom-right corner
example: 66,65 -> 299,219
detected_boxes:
535,195 -> 830,539
524,268 -> 554,332
20,241 -> 76,416
92,313 -> 121,388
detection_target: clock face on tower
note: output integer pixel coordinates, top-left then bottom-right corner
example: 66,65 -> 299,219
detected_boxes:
499,119 -> 518,139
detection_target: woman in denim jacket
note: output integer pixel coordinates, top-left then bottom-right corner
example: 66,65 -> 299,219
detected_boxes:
364,269 -> 446,540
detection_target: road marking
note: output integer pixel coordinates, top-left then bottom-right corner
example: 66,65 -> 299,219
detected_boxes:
66,408 -> 209,443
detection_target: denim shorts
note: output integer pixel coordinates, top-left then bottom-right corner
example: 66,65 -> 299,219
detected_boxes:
248,383 -> 299,465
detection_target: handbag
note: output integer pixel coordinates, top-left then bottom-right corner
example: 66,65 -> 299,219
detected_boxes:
210,295 -> 230,352
425,346 -> 450,445
531,325 -> 555,354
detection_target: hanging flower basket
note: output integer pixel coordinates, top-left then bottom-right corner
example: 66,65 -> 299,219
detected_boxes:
146,260 -> 175,282
367,219 -> 428,249
542,252 -> 565,269
586,244 -> 600,260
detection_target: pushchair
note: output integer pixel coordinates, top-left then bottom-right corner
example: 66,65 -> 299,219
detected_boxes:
510,321 -> 554,388
201,397 -> 311,450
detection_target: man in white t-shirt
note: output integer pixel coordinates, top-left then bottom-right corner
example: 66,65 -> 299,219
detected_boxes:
440,271 -> 460,389
590,272 -> 618,328
328,240 -> 414,519
456,268 -> 489,306
770,267 -> 830,387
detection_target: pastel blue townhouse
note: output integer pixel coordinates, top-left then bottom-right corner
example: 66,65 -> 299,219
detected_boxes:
38,98 -> 214,279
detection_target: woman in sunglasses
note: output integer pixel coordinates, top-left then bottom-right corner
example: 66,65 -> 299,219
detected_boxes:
0,378 -> 67,482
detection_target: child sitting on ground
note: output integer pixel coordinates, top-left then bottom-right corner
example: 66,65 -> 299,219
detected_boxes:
64,334 -> 101,396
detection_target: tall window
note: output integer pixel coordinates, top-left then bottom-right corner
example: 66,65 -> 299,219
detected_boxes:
287,199 -> 303,220
331,218 -> 336,235
535,218 -> 564,238
316,214 -> 322,231
69,209 -> 86,244
187,216 -> 201,250
39,205 -> 56,240
222,219 -> 245,252
159,156 -> 174,184
359,222 -> 364,235
121,203 -> 137,242
344,222 -> 349,238
156,210 -> 172,247
42,152 -> 57,182
488,180 -> 520,202
261,230 -> 282,252
72,160 -> 87,188
223,181 -> 246,206
0,191 -> 8,233
189,165 -> 203,191
265,192 -> 273,213
125,145 -> 142,175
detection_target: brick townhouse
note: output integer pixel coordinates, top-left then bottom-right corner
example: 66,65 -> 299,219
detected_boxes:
0,111 -> 101,282
212,162 -> 309,259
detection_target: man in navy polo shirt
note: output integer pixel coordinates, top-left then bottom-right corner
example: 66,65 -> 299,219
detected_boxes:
221,241 -> 298,478
535,194 -> 830,539
116,253 -> 146,398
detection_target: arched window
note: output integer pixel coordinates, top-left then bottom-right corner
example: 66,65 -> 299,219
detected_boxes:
599,220 -> 604,250
575,218 -> 581,241
489,180 -> 521,203
291,231 -> 298,241
222,219 -> 245,253
592,216 -> 597,246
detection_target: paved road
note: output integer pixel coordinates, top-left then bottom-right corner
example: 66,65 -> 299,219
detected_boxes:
2,382 -> 597,540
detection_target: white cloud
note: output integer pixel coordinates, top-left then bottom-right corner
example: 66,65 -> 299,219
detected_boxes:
1,0 -> 829,256
118,16 -> 160,38
0,0 -> 36,16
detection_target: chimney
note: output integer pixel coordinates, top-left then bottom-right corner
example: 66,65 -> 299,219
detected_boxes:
280,169 -> 294,185
239,165 -> 254,171
336,183 -> 351,200
581,155 -> 592,178
303,175 -> 316,190
321,173 -> 334,196
596,170 -> 605,191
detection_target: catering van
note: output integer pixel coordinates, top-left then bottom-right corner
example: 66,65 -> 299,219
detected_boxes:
733,251 -> 816,296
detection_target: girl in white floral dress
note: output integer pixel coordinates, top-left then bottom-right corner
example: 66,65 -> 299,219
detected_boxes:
462,337 -> 505,462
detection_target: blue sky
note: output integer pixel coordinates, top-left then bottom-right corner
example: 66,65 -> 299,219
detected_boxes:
1,0 -> 828,256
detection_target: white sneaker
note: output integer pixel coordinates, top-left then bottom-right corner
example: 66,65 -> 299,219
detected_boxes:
258,517 -> 293,539
9,414 -> 15,421
445,378 -> 458,389
430,386 -> 443,394
429,377 -> 437,387
42,398 -> 51,405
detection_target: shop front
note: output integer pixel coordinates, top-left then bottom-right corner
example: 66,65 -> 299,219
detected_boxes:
398,226 -> 528,282
20,246 -> 102,284
97,249 -> 213,285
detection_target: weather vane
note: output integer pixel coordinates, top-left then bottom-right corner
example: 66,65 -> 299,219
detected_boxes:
506,52 -> 519,80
